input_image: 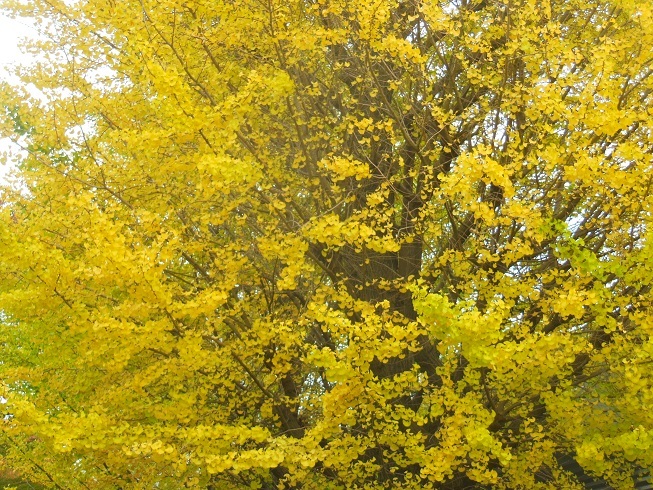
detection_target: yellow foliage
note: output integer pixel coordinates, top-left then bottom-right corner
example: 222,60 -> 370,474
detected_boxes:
1,0 -> 653,488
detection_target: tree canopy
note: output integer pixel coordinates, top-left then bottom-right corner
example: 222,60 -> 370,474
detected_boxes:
1,0 -> 653,488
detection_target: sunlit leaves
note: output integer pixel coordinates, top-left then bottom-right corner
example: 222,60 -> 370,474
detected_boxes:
1,0 -> 653,488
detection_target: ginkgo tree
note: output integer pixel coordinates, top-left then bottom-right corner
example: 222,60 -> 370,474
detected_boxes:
1,0 -> 653,488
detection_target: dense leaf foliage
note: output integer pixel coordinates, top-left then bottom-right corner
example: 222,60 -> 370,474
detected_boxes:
1,0 -> 653,488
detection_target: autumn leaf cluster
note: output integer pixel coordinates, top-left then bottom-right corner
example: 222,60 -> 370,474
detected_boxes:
1,0 -> 653,488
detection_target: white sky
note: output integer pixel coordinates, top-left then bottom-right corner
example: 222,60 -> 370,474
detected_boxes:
0,14 -> 34,75
0,12 -> 36,179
